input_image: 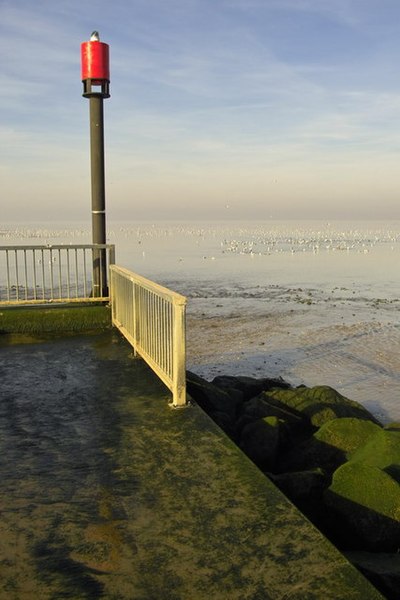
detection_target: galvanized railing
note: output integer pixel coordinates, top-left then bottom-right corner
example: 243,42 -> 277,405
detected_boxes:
0,244 -> 115,304
110,264 -> 187,407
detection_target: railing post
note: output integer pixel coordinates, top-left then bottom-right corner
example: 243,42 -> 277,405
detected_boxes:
109,265 -> 116,324
133,281 -> 138,357
109,244 -> 116,266
171,297 -> 187,407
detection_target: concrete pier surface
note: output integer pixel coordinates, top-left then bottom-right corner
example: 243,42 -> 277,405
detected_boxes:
0,331 -> 383,599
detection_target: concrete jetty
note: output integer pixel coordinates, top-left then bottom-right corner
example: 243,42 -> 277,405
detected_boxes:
0,330 -> 383,599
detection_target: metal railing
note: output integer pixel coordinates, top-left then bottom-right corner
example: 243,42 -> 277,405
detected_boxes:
0,244 -> 115,304
110,264 -> 187,407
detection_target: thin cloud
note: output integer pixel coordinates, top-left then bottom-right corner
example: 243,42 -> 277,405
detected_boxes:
2,0 -> 400,220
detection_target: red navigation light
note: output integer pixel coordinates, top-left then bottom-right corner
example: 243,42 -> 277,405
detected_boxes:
81,32 -> 110,98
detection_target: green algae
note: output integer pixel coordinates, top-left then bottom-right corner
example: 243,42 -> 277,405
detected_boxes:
349,428 -> 400,471
327,463 -> 400,519
265,385 -> 380,427
0,330 -> 386,598
0,305 -> 111,335
315,418 -> 382,458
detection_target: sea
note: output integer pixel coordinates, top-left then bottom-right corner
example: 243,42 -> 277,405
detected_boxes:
2,219 -> 400,424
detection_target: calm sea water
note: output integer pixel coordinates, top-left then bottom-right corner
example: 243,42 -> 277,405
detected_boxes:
2,219 -> 400,423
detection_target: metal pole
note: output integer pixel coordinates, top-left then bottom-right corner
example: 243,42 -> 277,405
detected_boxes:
89,95 -> 107,297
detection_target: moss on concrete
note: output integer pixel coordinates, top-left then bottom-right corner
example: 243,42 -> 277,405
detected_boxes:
0,305 -> 112,335
0,334 -> 384,599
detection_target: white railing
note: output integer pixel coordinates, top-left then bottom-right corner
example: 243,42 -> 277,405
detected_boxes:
0,244 -> 115,304
110,264 -> 187,407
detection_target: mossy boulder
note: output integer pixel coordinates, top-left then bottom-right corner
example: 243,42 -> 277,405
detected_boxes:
275,418 -> 381,475
315,417 -> 382,456
276,434 -> 344,474
264,385 -> 380,428
350,429 -> 400,483
268,468 -> 328,507
385,422 -> 400,432
239,416 -> 281,470
325,462 -> 400,551
186,371 -> 242,420
211,374 -> 290,401
236,394 -> 310,441
207,410 -> 237,439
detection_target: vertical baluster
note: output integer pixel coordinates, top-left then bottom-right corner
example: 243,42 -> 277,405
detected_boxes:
49,248 -> 54,300
164,300 -> 168,376
14,249 -> 20,301
74,249 -> 78,298
142,288 -> 147,352
41,249 -> 45,299
151,291 -> 155,357
157,296 -> 162,371
99,248 -> 104,297
142,288 -> 146,352
66,249 -> 71,299
154,293 -> 158,364
166,302 -> 172,379
23,249 -> 28,300
6,250 -> 11,301
83,249 -> 88,298
159,298 -> 165,371
133,280 -> 137,353
58,249 -> 62,298
33,249 -> 38,300
150,291 -> 154,359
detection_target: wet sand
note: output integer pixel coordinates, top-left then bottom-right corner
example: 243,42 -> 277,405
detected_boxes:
186,296 -> 400,425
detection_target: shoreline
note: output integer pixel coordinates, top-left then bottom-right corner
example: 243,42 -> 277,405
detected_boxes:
186,303 -> 400,425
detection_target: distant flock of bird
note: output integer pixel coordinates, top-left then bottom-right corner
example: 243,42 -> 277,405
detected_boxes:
1,224 -> 399,259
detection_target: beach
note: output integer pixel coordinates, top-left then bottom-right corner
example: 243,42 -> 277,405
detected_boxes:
2,219 -> 400,423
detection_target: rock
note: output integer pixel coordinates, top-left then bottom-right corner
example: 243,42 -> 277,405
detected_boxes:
239,416 -> 281,470
236,394 -> 310,440
276,434 -> 345,474
384,422 -> 400,432
208,410 -> 236,439
268,468 -> 328,506
211,375 -> 291,401
264,385 -> 381,428
350,429 -> 400,483
314,417 -> 382,456
278,417 -> 381,474
345,551 -> 400,600
324,462 -> 400,551
268,468 -> 334,538
277,417 -> 382,475
186,371 -> 242,420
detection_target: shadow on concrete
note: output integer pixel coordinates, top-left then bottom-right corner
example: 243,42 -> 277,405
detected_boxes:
0,332 -> 384,599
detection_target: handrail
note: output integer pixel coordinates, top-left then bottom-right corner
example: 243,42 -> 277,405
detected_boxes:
110,264 -> 187,407
0,244 -> 115,304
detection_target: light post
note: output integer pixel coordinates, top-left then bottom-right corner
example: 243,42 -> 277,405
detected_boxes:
81,31 -> 110,297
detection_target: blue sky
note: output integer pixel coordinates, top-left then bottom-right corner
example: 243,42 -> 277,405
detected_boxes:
1,0 -> 400,222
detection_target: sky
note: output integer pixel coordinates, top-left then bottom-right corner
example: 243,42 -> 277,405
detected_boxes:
1,0 -> 400,222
